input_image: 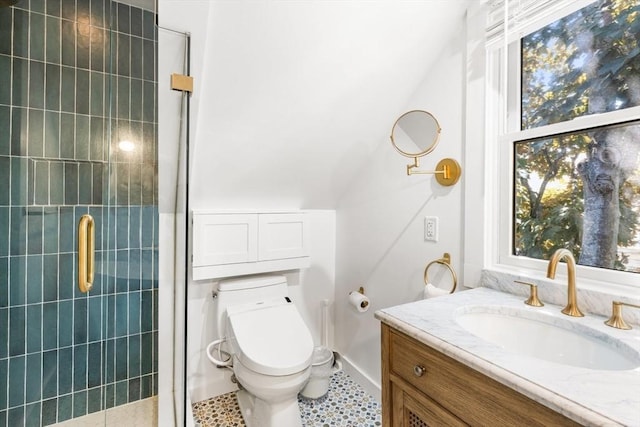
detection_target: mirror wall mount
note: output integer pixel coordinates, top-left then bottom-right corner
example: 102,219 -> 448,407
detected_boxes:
408,157 -> 462,186
390,110 -> 462,187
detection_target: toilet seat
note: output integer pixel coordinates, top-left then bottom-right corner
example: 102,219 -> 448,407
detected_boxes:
227,299 -> 313,376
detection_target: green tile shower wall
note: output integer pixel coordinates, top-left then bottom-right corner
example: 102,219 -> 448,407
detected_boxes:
0,1 -> 158,426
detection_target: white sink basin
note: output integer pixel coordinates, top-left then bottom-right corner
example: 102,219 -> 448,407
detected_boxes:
455,306 -> 640,371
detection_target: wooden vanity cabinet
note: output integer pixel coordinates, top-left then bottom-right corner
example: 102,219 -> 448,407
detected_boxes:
381,324 -> 581,427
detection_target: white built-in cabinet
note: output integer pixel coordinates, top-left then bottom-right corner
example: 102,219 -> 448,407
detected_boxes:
191,211 -> 310,280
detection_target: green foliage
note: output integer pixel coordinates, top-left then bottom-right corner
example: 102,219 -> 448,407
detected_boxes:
522,0 -> 640,129
514,147 -> 584,260
515,0 -> 640,272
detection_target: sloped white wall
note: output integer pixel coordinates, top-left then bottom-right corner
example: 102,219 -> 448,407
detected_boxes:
334,27 -> 468,399
190,0 -> 471,210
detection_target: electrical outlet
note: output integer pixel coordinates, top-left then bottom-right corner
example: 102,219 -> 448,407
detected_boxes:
425,216 -> 438,242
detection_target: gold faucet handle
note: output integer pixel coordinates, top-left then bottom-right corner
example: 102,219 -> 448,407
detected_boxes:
514,281 -> 544,307
604,301 -> 640,330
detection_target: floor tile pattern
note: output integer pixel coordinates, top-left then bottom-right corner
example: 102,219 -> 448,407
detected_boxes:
192,371 -> 382,427
192,392 -> 243,427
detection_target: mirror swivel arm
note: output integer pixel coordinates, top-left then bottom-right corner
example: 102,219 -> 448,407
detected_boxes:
407,157 -> 451,177
406,157 -> 461,186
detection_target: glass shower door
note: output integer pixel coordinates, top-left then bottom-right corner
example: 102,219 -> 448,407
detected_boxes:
0,0 -> 158,425
102,0 -> 159,424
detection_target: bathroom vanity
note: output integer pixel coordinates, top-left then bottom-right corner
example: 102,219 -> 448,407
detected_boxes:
376,288 -> 640,426
381,325 -> 579,426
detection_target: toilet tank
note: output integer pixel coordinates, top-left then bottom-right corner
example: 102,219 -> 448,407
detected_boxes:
214,275 -> 289,338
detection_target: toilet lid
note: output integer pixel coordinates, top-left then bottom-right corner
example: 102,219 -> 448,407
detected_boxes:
227,299 -> 313,376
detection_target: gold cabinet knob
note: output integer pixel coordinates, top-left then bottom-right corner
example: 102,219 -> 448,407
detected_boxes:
413,365 -> 426,377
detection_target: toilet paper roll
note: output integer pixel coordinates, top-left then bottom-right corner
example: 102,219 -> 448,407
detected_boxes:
423,283 -> 449,299
349,291 -> 370,313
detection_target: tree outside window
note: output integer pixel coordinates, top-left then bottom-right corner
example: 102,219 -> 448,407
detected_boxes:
514,0 -> 640,273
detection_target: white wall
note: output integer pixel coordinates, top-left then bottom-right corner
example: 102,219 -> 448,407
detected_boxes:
334,27 -> 468,399
158,0 -> 472,407
189,1 -> 471,211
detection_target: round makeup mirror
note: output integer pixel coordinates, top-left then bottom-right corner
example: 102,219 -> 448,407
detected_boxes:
389,110 -> 461,186
390,110 -> 441,158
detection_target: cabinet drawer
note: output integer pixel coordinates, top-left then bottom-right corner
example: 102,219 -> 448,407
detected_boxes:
388,328 -> 580,426
389,330 -> 442,397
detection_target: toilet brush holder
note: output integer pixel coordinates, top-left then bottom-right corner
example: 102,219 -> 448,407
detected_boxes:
300,346 -> 334,400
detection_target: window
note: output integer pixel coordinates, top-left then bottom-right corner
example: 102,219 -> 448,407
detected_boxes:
521,0 -> 640,129
513,121 -> 640,273
491,0 -> 640,285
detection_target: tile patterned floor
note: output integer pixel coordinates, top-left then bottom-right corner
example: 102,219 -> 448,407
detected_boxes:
192,371 -> 382,427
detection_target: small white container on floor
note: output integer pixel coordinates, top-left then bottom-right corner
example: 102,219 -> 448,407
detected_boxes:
300,347 -> 334,400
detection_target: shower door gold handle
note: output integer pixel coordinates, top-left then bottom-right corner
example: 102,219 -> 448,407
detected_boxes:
78,214 -> 95,293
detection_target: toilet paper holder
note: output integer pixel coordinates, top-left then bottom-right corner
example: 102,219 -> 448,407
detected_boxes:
355,287 -> 368,308
424,253 -> 457,294
350,287 -> 369,310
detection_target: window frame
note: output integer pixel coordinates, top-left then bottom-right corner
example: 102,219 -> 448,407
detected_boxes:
485,0 -> 640,289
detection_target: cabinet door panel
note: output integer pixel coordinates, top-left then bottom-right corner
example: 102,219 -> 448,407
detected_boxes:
193,214 -> 258,266
403,394 -> 466,427
391,382 -> 466,427
258,213 -> 309,261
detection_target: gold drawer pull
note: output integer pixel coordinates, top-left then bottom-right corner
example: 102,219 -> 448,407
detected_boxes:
78,214 -> 95,293
413,365 -> 426,377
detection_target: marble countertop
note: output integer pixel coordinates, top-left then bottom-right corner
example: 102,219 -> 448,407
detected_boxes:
375,287 -> 640,426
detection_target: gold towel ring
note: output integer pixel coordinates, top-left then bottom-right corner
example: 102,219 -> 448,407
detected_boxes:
424,253 -> 457,294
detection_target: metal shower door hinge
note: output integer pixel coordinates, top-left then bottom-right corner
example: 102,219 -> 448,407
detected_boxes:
171,73 -> 194,93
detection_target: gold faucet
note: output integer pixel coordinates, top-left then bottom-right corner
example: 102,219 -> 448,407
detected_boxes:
605,301 -> 640,330
546,249 -> 584,317
514,281 -> 544,307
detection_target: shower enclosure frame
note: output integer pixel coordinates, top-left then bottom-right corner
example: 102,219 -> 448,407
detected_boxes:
157,24 -> 192,427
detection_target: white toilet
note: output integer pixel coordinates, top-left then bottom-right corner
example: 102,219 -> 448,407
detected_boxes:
212,275 -> 314,427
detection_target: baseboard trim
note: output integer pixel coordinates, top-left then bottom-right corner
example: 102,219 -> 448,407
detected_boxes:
338,353 -> 381,402
189,372 -> 239,404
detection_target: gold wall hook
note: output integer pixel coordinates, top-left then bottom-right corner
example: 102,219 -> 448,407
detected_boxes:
605,301 -> 640,330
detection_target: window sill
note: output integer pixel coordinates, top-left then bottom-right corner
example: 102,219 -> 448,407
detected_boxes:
475,266 -> 640,327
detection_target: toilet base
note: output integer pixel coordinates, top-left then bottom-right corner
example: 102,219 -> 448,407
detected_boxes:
236,390 -> 302,427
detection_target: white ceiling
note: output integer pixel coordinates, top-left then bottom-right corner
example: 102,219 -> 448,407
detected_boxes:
189,1 -> 472,209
